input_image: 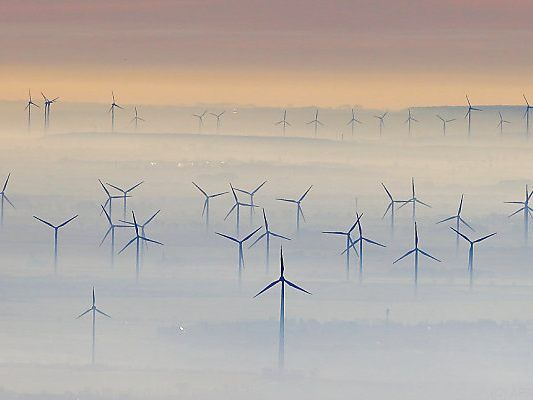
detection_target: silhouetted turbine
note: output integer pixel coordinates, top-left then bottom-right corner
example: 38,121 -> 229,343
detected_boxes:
209,111 -> 225,134
374,112 -> 388,136
0,173 -> 15,227
254,247 -> 311,370
33,214 -> 78,274
100,205 -> 130,267
25,89 -> 40,132
497,112 -> 510,135
405,109 -> 418,135
192,182 -> 228,230
99,179 -> 129,221
381,182 -> 407,234
505,185 -> 533,244
437,194 -> 474,250
118,211 -> 163,282
465,95 -> 482,136
76,287 -> 111,364
275,110 -> 291,136
105,181 -> 144,220
436,115 -> 455,136
131,107 -> 145,131
523,95 -> 532,136
306,109 -> 323,138
235,180 -> 267,223
393,222 -> 440,288
277,185 -> 312,232
322,214 -> 361,280
41,92 -> 59,131
193,110 -> 208,133
250,209 -> 291,272
347,108 -> 362,137
398,178 -> 431,223
109,91 -> 124,132
450,228 -> 496,288
216,226 -> 261,284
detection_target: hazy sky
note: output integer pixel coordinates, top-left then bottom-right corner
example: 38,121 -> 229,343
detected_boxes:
2,0 -> 533,108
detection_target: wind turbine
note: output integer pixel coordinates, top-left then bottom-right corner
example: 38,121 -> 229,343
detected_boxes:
306,109 -> 323,138
436,194 -> 474,250
41,92 -> 59,131
276,185 -> 313,232
523,95 -> 532,136
118,211 -> 163,282
381,182 -> 407,234
497,112 -> 510,135
192,182 -> 228,230
209,111 -> 225,134
193,110 -> 207,133
109,91 -> 124,132
33,214 -> 78,274
465,95 -> 482,136
250,209 -> 291,272
405,109 -> 418,135
235,180 -> 267,223
348,212 -> 386,283
25,90 -> 39,132
398,178 -> 431,223
224,183 -> 256,235
0,173 -> 15,227
275,110 -> 291,136
99,179 -> 128,221
347,108 -> 362,137
119,210 -> 161,262
374,112 -> 388,136
100,205 -> 130,267
131,107 -> 145,131
322,214 -> 361,280
436,115 -> 455,136
450,228 -> 496,288
105,181 -> 144,220
393,222 -> 440,288
76,287 -> 111,364
216,227 -> 261,284
505,185 -> 533,244
254,247 -> 311,370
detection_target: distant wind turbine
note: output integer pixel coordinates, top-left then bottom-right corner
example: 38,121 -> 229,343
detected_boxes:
25,90 -> 39,132
209,111 -> 225,134
235,180 -> 267,223
105,181 -> 144,220
450,228 -> 496,288
374,112 -> 388,136
437,194 -> 474,250
523,95 -> 532,136
0,173 -> 15,227
393,222 -> 440,288
465,95 -> 482,136
100,205 -> 130,267
322,214 -> 361,280
277,186 -> 313,232
41,92 -> 59,131
405,109 -> 418,135
193,110 -> 208,134
346,212 -> 386,283
505,185 -> 533,244
398,178 -> 431,223
347,108 -> 362,137
118,211 -> 163,282
192,182 -> 228,230
497,112 -> 510,135
120,210 -> 161,263
224,183 -> 257,235
109,91 -> 124,132
99,179 -> 128,221
436,115 -> 455,136
250,208 -> 291,272
76,287 -> 111,364
381,182 -> 407,234
131,107 -> 145,131
216,227 -> 261,284
306,109 -> 323,138
275,110 -> 291,136
254,247 -> 311,370
33,214 -> 78,274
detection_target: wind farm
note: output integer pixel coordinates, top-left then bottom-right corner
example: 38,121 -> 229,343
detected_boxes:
2,1 -> 533,399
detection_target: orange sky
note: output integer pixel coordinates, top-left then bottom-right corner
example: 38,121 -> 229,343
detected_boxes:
2,0 -> 533,108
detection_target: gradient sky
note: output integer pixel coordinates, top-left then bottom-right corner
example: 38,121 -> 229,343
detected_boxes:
2,0 -> 533,108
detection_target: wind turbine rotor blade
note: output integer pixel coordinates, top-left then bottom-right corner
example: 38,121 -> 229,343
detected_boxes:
76,308 -> 92,319
249,232 -> 267,248
508,207 -> 525,218
58,215 -> 78,228
473,232 -> 497,243
192,182 -> 208,197
299,186 -> 313,201
436,216 -> 456,224
99,227 -> 112,246
33,216 -> 55,229
118,237 -> 137,254
243,227 -> 262,242
126,181 -> 144,193
458,217 -> 475,231
269,232 -> 291,241
418,249 -> 441,262
144,210 -> 161,226
450,227 -> 471,243
3,195 -> 15,209
363,237 -> 386,247
224,204 -> 237,220
393,249 -> 415,264
95,308 -> 112,318
215,232 -> 239,243
253,279 -> 281,298
285,279 -> 312,295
